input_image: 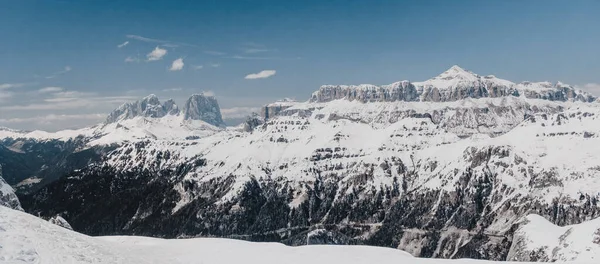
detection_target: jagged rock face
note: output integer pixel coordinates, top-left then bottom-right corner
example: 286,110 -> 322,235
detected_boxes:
105,94 -> 181,123
0,166 -> 22,210
261,99 -> 298,120
182,94 -> 224,126
310,66 -> 595,103
243,113 -> 265,132
162,99 -> 180,115
311,81 -> 419,103
279,97 -> 564,137
48,215 -> 73,230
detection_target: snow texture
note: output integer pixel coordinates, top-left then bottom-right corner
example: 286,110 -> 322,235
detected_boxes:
0,206 -> 594,264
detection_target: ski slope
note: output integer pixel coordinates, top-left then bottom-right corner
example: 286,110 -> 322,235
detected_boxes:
0,206 -> 598,264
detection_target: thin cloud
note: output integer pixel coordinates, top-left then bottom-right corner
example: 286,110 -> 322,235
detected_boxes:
0,83 -> 27,90
201,90 -> 215,97
229,55 -> 300,60
45,66 -> 72,79
0,113 -> 106,124
38,87 -> 64,93
147,47 -> 167,61
117,41 -> 129,48
126,34 -> 198,48
221,107 -> 260,119
192,65 -> 203,70
243,48 -> 270,54
581,83 -> 600,96
169,58 -> 184,71
125,56 -> 140,63
245,70 -> 276,80
210,63 -> 221,68
229,55 -> 274,60
204,50 -> 226,56
0,91 -> 12,102
162,87 -> 183,92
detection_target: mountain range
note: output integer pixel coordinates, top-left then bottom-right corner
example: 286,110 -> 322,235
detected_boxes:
1,65 -> 600,262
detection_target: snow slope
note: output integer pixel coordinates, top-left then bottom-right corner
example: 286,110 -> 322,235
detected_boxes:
508,214 -> 600,262
0,168 -> 22,211
1,206 -> 597,264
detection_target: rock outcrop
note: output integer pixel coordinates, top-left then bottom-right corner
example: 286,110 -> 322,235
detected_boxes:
182,94 -> 224,126
310,66 -> 595,103
0,165 -> 22,210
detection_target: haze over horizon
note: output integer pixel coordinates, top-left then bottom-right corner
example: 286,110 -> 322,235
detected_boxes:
1,0 -> 599,131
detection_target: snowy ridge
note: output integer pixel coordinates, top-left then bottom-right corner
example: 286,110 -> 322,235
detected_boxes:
0,206 -> 596,264
0,95 -> 224,145
310,65 -> 596,103
0,166 -> 23,211
508,214 -> 600,262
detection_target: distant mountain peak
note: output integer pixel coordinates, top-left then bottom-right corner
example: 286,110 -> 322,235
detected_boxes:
310,65 -> 596,103
432,65 -> 479,82
182,94 -> 224,126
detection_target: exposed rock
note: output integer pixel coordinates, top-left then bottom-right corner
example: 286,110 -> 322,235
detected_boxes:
182,94 -> 224,126
310,66 -> 595,103
49,215 -> 73,230
0,165 -> 22,210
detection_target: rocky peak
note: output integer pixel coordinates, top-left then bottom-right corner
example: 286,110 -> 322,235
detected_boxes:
162,99 -> 180,115
182,94 -> 224,126
433,65 -> 479,82
105,94 -> 181,123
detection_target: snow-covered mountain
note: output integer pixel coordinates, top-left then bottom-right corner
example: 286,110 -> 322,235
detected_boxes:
311,65 -> 595,103
1,205 -> 596,264
0,94 -> 224,192
508,214 -> 600,262
3,66 -> 600,261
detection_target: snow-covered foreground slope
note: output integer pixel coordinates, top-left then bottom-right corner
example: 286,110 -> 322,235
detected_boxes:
508,214 -> 600,262
1,206 -> 597,264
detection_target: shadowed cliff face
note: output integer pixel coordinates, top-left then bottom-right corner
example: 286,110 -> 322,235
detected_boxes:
0,166 -> 22,210
182,94 -> 224,126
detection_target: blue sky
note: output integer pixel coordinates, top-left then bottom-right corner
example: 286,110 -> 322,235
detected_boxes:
1,0 -> 599,130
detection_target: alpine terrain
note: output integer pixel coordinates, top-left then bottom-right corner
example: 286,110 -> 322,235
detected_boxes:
2,66 -> 600,262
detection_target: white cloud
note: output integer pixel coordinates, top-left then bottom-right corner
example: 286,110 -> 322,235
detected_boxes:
147,46 -> 167,61
193,65 -> 203,70
202,90 -> 215,97
38,87 -> 64,93
117,41 -> 129,48
210,63 -> 220,68
126,34 -> 198,48
221,107 -> 260,119
162,87 -> 183,92
0,113 -> 106,124
0,83 -> 26,90
0,91 -> 138,111
243,48 -> 269,54
580,83 -> 600,96
125,56 -> 140,63
245,70 -> 276,80
45,66 -> 72,79
0,91 -> 12,101
169,58 -> 184,71
230,55 -> 273,60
